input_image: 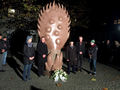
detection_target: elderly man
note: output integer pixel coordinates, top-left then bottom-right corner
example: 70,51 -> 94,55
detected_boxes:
76,36 -> 85,72
66,41 -> 77,74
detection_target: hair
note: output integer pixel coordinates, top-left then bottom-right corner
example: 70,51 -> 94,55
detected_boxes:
79,36 -> 83,38
69,41 -> 74,44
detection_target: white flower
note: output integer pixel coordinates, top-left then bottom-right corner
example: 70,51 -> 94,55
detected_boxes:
51,69 -> 68,82
54,75 -> 59,82
60,75 -> 67,82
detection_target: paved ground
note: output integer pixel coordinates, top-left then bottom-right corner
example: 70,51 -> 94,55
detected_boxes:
0,55 -> 120,90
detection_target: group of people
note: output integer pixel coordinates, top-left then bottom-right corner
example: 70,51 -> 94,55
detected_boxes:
0,34 -> 9,72
23,36 -> 48,81
66,36 -> 98,76
23,35 -> 98,81
98,40 -> 120,66
0,34 -> 98,81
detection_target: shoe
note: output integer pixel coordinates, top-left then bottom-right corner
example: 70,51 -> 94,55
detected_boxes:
0,70 -> 5,72
67,72 -> 70,75
89,73 -> 92,75
38,75 -> 41,77
42,74 -> 45,76
27,78 -> 31,80
72,72 -> 76,74
23,79 -> 27,81
93,73 -> 96,76
93,72 -> 96,76
3,64 -> 7,66
80,69 -> 82,72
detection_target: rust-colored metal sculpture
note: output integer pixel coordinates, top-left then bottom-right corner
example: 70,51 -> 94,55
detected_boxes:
37,1 -> 71,71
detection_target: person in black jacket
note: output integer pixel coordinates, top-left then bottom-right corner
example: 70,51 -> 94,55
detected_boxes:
0,34 -> 5,72
66,41 -> 77,74
88,40 -> 98,76
76,36 -> 85,72
2,36 -> 10,65
37,37 -> 48,77
23,35 -> 35,81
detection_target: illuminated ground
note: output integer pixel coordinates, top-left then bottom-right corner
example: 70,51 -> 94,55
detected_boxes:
0,55 -> 120,90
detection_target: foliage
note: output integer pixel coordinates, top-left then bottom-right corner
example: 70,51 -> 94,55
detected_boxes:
51,69 -> 68,82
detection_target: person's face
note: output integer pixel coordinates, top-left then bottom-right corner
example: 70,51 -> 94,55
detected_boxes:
3,38 -> 7,41
91,42 -> 94,46
70,42 -> 74,46
107,40 -> 110,44
28,38 -> 32,43
0,36 -> 2,39
41,38 -> 45,43
79,37 -> 83,42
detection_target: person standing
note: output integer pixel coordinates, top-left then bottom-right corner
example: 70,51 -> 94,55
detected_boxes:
0,34 -> 5,72
66,41 -> 77,74
76,36 -> 85,72
88,40 -> 98,76
2,36 -> 10,66
23,35 -> 35,81
104,40 -> 112,64
37,37 -> 48,77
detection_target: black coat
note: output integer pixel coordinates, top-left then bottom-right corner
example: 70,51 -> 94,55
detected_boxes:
0,39 -> 4,54
66,45 -> 77,65
88,45 -> 98,60
3,40 -> 10,52
76,41 -> 85,55
37,40 -> 48,64
24,44 -> 35,65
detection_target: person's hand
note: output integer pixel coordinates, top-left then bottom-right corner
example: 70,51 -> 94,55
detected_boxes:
80,51 -> 83,55
67,59 -> 69,61
89,54 -> 92,59
31,56 -> 34,60
29,57 -> 34,60
43,54 -> 46,58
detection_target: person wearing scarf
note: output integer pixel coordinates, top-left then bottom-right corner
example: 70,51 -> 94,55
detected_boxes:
23,35 -> 35,81
88,40 -> 98,76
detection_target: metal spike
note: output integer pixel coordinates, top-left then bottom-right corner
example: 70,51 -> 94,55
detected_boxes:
61,5 -> 64,9
46,4 -> 49,10
37,24 -> 40,30
53,1 -> 55,9
49,3 -> 52,8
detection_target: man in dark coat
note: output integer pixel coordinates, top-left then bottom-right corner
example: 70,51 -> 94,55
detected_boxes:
37,37 -> 48,77
66,41 -> 77,74
23,35 -> 35,81
76,36 -> 85,72
0,34 -> 5,72
88,40 -> 98,76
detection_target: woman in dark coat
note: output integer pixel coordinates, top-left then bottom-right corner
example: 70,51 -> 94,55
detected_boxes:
66,41 -> 77,74
23,35 -> 35,81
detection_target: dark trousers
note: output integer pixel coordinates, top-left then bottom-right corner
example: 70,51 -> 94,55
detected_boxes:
0,54 -> 3,70
23,63 -> 32,80
77,54 -> 83,71
67,61 -> 76,74
38,62 -> 45,76
89,59 -> 96,74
